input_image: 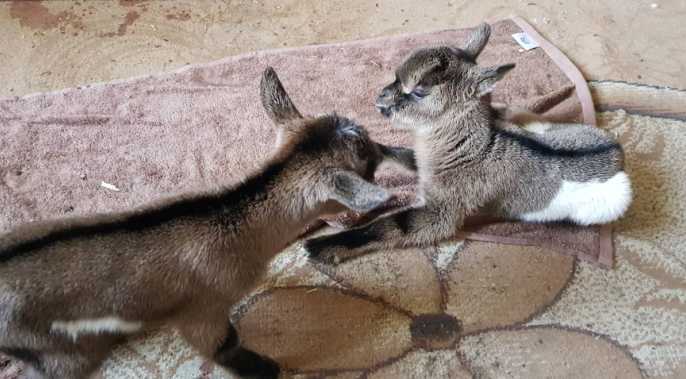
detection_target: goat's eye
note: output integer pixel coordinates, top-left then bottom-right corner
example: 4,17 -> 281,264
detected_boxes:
409,88 -> 428,101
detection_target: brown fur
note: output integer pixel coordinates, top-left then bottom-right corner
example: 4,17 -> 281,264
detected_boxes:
0,67 -> 414,379
305,23 -> 631,265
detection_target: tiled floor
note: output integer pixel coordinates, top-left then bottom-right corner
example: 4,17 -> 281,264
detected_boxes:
0,0 -> 684,98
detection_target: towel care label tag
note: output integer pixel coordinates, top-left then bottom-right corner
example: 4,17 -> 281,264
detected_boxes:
512,32 -> 539,50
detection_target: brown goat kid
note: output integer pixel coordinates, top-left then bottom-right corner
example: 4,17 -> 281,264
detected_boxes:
0,67 -> 415,379
305,23 -> 631,265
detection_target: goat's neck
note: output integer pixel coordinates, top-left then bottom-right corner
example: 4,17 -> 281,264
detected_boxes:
214,159 -> 320,259
414,101 -> 493,188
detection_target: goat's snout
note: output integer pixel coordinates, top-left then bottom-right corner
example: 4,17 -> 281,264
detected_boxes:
375,87 -> 396,117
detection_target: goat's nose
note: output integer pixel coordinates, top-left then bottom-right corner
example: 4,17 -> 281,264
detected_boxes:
375,90 -> 392,108
375,98 -> 391,114
375,101 -> 392,118
375,87 -> 395,116
375,96 -> 388,109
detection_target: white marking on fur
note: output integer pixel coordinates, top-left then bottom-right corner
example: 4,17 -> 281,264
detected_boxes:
51,317 -> 143,341
275,130 -> 285,147
522,121 -> 552,134
519,171 -> 632,225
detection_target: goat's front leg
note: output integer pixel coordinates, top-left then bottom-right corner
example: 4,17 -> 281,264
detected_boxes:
305,205 -> 459,265
176,312 -> 280,379
214,323 -> 280,379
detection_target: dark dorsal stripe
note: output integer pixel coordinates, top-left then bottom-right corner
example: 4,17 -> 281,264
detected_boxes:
0,161 -> 287,264
0,112 -> 352,264
496,128 -> 621,158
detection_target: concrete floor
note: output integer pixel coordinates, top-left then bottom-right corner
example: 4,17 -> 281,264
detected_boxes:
0,0 -> 684,99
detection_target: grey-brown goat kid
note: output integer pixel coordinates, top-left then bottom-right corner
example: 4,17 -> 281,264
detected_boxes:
0,67 -> 414,379
306,23 -> 631,264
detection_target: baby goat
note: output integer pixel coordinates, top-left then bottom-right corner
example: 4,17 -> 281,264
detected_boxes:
306,23 -> 631,264
0,67 -> 414,379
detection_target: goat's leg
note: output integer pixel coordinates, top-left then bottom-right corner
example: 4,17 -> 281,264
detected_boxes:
491,102 -> 551,126
177,316 -> 279,379
2,337 -> 113,379
214,323 -> 280,379
305,204 -> 459,265
39,349 -> 105,379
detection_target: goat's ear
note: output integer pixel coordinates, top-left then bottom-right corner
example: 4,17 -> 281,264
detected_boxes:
260,67 -> 303,125
325,171 -> 392,213
463,23 -> 491,60
409,55 -> 451,89
477,63 -> 515,97
379,144 -> 417,172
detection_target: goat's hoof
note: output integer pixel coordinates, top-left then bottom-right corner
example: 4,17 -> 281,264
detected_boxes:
303,238 -> 322,258
228,349 -> 280,379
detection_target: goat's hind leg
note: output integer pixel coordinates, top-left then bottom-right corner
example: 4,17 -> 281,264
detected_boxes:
40,350 -> 105,379
1,347 -> 104,379
491,103 -> 550,126
1,348 -> 44,379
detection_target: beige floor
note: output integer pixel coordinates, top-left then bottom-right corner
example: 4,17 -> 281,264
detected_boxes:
0,0 -> 684,99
